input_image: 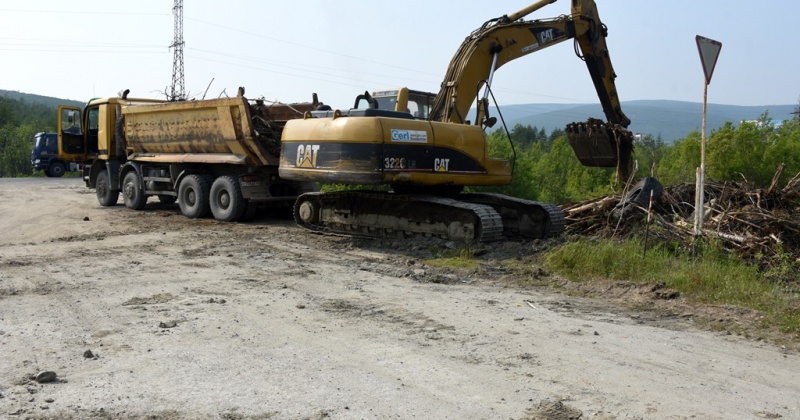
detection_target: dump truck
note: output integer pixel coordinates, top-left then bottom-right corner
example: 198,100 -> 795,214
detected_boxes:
58,89 -> 318,221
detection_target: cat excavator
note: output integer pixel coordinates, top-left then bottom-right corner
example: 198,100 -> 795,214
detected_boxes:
279,0 -> 633,242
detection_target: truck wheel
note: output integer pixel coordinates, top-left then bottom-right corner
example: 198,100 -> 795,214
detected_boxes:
96,170 -> 119,206
122,171 -> 147,210
210,176 -> 246,222
49,161 -> 66,178
178,174 -> 211,218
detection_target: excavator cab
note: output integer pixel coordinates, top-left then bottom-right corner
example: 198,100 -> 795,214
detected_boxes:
362,88 -> 436,120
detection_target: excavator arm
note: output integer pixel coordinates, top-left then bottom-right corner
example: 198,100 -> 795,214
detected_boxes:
429,0 -> 633,178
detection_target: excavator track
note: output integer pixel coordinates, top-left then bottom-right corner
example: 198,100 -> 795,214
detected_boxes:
459,193 -> 565,239
293,191 -> 504,242
293,191 -> 563,242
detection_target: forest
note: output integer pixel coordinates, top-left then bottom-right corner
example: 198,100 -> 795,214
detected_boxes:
477,110 -> 800,202
0,95 -> 58,177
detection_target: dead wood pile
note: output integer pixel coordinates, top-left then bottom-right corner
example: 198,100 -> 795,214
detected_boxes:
563,165 -> 800,274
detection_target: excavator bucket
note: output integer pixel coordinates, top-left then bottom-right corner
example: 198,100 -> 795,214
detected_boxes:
566,118 -> 634,181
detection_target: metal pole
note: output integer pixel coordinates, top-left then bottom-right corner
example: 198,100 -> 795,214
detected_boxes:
482,52 -> 500,102
694,80 -> 708,237
643,189 -> 654,256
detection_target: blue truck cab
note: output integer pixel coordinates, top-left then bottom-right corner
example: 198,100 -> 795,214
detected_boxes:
30,132 -> 78,177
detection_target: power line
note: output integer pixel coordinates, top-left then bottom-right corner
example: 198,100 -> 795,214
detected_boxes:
0,8 -> 168,16
0,37 -> 162,48
186,17 -> 441,79
0,48 -> 166,54
185,47 -> 435,88
185,55 -> 393,92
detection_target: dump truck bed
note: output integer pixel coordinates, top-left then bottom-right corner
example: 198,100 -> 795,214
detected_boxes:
122,97 -> 278,167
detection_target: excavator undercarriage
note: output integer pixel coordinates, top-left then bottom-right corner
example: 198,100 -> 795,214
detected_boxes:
293,191 -> 564,242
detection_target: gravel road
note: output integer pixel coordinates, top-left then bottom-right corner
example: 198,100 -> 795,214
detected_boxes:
0,178 -> 798,419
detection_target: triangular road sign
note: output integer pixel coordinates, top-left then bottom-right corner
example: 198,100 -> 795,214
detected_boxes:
696,35 -> 722,84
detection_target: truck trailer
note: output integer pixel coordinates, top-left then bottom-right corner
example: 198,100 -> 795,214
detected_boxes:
58,90 -> 318,221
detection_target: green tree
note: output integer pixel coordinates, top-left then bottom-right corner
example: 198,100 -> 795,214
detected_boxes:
0,124 -> 37,177
706,114 -> 775,186
632,133 -> 666,179
472,129 -> 543,200
531,135 -> 615,204
658,131 -> 701,185
0,94 -> 59,177
509,124 -> 535,148
763,118 -> 800,185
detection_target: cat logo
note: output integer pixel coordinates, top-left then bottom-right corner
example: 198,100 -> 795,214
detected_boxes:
434,158 -> 450,172
296,144 -> 320,168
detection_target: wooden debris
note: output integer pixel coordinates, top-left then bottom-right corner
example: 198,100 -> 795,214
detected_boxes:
564,168 -> 800,275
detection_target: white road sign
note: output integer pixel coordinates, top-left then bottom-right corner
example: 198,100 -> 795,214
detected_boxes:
696,35 -> 722,84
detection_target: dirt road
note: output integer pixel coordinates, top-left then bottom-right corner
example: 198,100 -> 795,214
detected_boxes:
1,178 -> 798,419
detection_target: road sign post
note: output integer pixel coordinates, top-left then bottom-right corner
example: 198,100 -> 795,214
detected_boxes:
694,35 -> 722,240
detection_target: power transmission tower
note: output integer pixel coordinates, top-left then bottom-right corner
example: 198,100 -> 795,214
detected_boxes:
169,0 -> 185,101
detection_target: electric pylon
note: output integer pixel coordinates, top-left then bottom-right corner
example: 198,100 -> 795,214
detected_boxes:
169,0 -> 185,101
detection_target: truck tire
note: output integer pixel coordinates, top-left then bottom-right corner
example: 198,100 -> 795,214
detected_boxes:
122,171 -> 147,210
49,161 -> 66,178
96,170 -> 119,206
612,177 -> 663,219
626,177 -> 663,208
210,175 -> 246,222
178,174 -> 211,218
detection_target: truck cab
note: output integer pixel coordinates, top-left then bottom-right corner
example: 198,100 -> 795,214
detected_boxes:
30,132 -> 78,177
58,96 -> 163,188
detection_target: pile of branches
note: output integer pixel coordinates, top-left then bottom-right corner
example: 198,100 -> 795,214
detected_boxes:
563,165 -> 800,274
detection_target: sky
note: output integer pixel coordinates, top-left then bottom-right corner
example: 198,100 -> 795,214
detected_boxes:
2,0 -> 799,111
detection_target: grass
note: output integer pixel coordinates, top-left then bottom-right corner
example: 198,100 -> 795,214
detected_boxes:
409,235 -> 799,341
423,244 -> 480,270
543,238 -> 800,337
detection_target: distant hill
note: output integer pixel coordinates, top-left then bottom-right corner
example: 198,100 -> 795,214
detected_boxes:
0,89 -> 84,108
489,100 -> 797,142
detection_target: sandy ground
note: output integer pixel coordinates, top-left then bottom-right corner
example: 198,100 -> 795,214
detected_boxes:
0,177 -> 798,420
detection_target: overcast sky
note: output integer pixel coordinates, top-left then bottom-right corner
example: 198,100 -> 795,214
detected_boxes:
2,0 -> 798,109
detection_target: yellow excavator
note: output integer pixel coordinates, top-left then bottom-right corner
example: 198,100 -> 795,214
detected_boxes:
279,0 -> 633,242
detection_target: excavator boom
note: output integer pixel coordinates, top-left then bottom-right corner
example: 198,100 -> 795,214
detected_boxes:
430,0 -> 628,126
428,0 -> 632,177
